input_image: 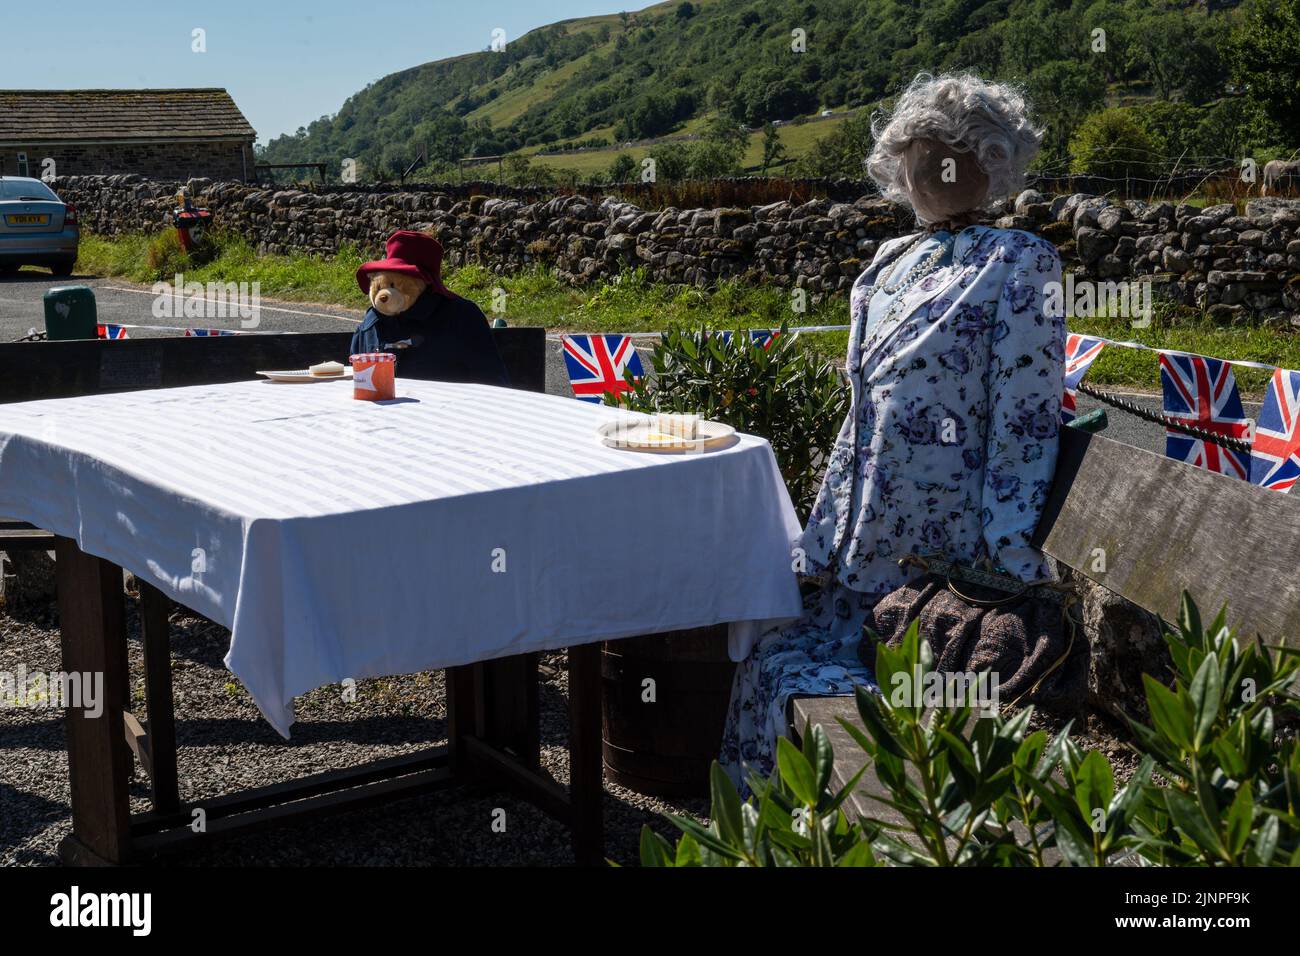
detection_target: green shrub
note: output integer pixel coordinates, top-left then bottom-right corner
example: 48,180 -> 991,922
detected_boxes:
1124,597 -> 1300,865
1068,107 -> 1160,181
606,153 -> 637,183
641,732 -> 877,867
144,228 -> 218,279
606,324 -> 848,520
642,593 -> 1300,866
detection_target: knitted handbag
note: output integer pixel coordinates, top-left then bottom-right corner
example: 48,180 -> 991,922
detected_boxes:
857,553 -> 1088,715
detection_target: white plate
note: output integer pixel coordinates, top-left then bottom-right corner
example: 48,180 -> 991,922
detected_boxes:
256,369 -> 353,383
597,417 -> 737,453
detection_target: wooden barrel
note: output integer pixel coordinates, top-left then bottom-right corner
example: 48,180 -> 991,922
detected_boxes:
601,624 -> 737,797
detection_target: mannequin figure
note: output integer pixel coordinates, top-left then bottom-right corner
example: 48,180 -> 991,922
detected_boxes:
721,72 -> 1066,789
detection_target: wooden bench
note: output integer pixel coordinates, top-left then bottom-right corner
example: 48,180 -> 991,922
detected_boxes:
793,425 -> 1300,823
0,330 -> 613,865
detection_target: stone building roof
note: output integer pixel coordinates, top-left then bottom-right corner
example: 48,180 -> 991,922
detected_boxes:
0,89 -> 256,145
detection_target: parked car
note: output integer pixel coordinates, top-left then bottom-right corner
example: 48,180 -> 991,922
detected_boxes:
0,177 -> 79,276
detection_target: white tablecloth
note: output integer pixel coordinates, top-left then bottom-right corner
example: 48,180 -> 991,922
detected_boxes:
0,378 -> 803,735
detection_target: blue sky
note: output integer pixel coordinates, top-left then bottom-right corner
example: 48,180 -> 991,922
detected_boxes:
5,0 -> 631,144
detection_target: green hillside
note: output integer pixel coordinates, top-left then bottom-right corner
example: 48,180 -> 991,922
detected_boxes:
259,0 -> 1299,183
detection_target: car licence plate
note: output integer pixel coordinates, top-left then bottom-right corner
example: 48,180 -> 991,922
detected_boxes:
6,214 -> 49,225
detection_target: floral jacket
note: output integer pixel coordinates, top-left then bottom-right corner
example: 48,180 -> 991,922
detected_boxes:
797,225 -> 1066,598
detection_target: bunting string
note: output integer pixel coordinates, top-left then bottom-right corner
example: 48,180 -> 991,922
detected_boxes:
1066,332 -> 1280,373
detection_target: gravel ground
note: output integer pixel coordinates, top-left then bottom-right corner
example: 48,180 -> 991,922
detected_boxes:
0,580 -> 708,867
1,570 -> 1145,868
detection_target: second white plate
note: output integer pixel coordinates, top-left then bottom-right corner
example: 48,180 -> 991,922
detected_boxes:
597,418 -> 737,453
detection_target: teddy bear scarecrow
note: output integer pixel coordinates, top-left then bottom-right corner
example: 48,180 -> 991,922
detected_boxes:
350,230 -> 509,386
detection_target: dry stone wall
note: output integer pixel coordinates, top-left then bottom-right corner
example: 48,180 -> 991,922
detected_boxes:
1007,190 -> 1300,326
53,175 -> 1300,325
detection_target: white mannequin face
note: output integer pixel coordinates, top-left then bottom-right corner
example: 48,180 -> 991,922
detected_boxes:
900,138 -> 990,223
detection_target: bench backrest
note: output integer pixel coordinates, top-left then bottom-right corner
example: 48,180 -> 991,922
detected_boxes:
0,328 -> 546,403
1033,427 -> 1300,643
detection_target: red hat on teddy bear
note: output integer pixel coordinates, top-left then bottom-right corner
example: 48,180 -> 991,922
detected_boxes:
356,230 -> 456,298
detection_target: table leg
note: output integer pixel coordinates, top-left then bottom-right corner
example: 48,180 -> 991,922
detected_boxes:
567,642 -> 604,866
445,664 -> 479,773
139,581 -> 180,814
54,537 -> 131,865
114,583 -> 132,786
480,655 -> 540,770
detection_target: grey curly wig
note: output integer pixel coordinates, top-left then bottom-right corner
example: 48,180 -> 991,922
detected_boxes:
866,71 -> 1042,208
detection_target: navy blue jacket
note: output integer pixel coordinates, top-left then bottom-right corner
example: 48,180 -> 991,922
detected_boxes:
349,289 -> 510,387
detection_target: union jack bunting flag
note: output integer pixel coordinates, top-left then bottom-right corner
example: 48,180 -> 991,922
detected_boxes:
561,334 -> 645,403
704,329 -> 782,349
1061,333 -> 1105,423
96,324 -> 129,339
1159,352 -> 1251,480
1249,368 -> 1300,492
184,328 -> 237,337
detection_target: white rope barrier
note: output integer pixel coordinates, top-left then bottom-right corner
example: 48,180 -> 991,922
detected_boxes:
1078,332 -> 1281,373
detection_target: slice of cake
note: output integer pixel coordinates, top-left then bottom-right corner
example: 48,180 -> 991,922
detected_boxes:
309,360 -> 347,377
655,412 -> 700,439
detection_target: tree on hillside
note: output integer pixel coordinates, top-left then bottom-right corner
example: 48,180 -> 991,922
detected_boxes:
1134,13 -> 1214,101
688,138 -> 745,178
646,142 -> 692,181
616,90 -> 695,141
792,110 -> 873,179
1130,101 -> 1205,162
730,68 -> 818,126
1027,60 -> 1107,168
1223,0 -> 1300,148
502,153 -> 558,186
1078,1 -> 1137,85
705,113 -> 748,151
761,123 -> 787,173
607,153 -> 637,182
1194,98 -> 1266,161
691,120 -> 747,178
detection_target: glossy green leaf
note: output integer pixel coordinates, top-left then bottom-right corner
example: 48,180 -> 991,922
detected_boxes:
1144,675 -> 1194,752
776,736 -> 819,806
1225,785 -> 1253,858
1189,653 -> 1222,749
707,763 -> 745,849
639,825 -> 675,867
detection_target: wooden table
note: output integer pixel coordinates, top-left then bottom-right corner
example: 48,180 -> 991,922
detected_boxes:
1,333 -> 801,868
2,330 -> 610,864
54,537 -> 605,866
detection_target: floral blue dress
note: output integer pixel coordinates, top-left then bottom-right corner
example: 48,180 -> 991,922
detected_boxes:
720,225 -> 1066,789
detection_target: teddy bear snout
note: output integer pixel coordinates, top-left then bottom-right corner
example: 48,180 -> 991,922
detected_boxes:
372,286 -> 409,315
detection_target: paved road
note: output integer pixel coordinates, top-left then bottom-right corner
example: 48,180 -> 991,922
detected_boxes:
0,268 -> 1258,457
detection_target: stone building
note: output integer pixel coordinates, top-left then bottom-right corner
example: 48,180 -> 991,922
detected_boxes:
0,89 -> 256,182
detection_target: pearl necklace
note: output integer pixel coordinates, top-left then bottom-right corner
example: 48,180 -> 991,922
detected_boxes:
871,232 -> 956,326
